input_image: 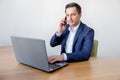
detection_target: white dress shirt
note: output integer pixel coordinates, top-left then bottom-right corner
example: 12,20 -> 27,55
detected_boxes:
64,23 -> 80,60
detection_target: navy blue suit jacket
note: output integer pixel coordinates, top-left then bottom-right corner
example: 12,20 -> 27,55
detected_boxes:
50,22 -> 94,62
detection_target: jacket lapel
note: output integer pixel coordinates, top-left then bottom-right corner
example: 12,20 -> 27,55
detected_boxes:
72,23 -> 83,50
61,29 -> 69,53
63,30 -> 69,48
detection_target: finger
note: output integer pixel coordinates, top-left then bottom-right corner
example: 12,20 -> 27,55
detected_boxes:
60,21 -> 65,25
49,58 -> 55,63
48,56 -> 52,62
50,58 -> 57,63
48,57 -> 53,62
48,56 -> 56,63
60,19 -> 66,24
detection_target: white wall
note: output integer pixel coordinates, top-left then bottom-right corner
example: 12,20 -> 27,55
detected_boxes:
0,0 -> 120,57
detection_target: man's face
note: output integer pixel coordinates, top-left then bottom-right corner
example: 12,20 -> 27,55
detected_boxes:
65,7 -> 81,27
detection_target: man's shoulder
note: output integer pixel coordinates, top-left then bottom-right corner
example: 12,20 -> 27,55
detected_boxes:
79,22 -> 94,35
80,22 -> 94,31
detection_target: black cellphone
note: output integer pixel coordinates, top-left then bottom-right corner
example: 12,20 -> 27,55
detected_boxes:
64,17 -> 67,25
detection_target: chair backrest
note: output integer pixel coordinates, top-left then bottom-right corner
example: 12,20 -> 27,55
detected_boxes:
91,40 -> 98,57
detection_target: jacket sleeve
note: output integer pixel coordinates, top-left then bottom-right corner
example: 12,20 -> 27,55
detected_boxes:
50,33 -> 63,47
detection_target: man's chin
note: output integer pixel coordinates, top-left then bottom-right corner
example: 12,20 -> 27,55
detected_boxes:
68,23 -> 74,25
69,23 -> 76,27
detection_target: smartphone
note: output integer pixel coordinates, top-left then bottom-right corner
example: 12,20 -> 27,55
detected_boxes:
64,16 -> 67,25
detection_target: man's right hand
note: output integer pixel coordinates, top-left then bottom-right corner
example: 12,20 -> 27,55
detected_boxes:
57,18 -> 67,34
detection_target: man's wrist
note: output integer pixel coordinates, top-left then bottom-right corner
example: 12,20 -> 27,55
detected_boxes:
62,53 -> 67,61
56,31 -> 62,36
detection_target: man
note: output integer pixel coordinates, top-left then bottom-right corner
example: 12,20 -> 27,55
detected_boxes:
48,2 -> 94,63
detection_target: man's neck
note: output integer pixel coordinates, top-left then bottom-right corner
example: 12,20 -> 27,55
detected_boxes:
70,22 -> 80,31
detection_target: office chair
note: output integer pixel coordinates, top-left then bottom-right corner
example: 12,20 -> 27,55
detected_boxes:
91,40 -> 98,57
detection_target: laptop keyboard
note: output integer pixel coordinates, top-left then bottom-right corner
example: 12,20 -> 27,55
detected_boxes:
49,63 -> 62,69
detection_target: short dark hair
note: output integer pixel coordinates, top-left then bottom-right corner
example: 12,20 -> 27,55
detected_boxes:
65,2 -> 81,14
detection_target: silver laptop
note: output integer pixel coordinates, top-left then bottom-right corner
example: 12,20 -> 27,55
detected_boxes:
10,36 -> 68,72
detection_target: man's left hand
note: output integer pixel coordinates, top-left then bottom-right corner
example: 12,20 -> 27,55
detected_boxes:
48,55 -> 64,63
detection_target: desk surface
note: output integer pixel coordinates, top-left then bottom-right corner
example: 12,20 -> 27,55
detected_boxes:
0,46 -> 120,80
